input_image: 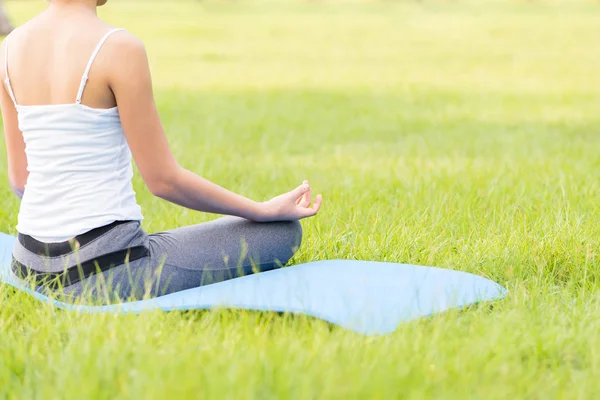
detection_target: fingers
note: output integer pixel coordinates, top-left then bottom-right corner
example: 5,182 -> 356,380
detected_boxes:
298,180 -> 312,208
290,180 -> 322,219
311,193 -> 322,213
291,181 -> 310,200
299,193 -> 322,218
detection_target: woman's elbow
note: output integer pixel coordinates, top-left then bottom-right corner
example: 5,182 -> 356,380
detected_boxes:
9,181 -> 24,199
147,179 -> 172,198
141,163 -> 181,199
9,170 -> 28,199
146,171 -> 179,199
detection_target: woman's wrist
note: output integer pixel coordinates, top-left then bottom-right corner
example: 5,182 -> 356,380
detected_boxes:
242,200 -> 271,222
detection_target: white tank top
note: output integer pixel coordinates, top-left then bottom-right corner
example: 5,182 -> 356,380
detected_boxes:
4,28 -> 144,243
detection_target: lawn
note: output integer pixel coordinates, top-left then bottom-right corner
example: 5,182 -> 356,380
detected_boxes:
1,0 -> 599,398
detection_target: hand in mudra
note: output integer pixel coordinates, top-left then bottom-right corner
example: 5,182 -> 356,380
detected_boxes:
258,180 -> 322,222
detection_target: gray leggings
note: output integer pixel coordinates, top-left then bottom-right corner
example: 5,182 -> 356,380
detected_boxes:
12,217 -> 302,304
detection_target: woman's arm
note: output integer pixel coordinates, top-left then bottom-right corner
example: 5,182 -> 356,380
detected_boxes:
0,42 -> 28,199
108,33 -> 321,222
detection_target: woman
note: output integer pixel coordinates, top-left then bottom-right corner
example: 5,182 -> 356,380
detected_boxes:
0,0 -> 322,303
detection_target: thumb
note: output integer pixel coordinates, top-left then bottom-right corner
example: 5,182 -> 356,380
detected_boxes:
290,183 -> 310,199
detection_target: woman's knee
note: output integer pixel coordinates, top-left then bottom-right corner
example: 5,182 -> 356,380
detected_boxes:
272,220 -> 303,262
261,220 -> 302,267
283,219 -> 303,251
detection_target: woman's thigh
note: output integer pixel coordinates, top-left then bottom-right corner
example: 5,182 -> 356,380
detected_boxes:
65,216 -> 303,301
149,216 -> 303,274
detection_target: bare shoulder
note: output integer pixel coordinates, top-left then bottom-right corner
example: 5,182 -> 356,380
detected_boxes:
102,30 -> 153,93
101,29 -> 152,86
1,15 -> 41,47
106,30 -> 148,60
0,26 -> 23,80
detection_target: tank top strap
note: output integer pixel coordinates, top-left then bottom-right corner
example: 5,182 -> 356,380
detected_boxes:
75,28 -> 126,104
3,33 -> 18,107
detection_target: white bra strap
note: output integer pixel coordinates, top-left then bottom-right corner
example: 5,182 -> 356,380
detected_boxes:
3,35 -> 18,107
75,28 -> 125,104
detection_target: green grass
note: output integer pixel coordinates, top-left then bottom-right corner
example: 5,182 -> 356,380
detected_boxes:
1,0 -> 600,398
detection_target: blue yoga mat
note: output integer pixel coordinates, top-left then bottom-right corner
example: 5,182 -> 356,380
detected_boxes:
0,233 -> 506,335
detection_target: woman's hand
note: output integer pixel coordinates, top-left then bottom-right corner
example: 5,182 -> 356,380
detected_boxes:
256,180 -> 323,222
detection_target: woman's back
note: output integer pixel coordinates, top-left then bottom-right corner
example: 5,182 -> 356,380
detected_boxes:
3,6 -> 143,243
6,6 -> 118,109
